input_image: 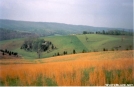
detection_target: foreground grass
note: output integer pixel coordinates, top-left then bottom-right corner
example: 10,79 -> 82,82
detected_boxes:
0,50 -> 133,86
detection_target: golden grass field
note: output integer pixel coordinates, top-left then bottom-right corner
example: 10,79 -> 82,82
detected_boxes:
0,50 -> 134,86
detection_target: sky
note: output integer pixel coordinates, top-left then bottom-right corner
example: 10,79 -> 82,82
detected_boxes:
0,0 -> 133,29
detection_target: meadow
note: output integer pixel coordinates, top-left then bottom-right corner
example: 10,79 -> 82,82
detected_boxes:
0,50 -> 133,86
0,34 -> 133,59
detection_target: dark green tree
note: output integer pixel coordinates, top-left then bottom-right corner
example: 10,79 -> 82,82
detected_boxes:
73,49 -> 76,54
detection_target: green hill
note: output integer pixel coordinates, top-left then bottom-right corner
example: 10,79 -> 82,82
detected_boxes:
0,34 -> 133,59
77,34 -> 133,51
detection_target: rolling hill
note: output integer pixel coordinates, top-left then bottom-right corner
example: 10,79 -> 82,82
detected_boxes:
0,34 -> 133,59
0,19 -> 133,86
0,19 -> 132,36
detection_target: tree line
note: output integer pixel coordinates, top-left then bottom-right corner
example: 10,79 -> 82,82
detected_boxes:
0,49 -> 18,57
83,29 -> 133,35
0,28 -> 37,41
53,49 -> 88,57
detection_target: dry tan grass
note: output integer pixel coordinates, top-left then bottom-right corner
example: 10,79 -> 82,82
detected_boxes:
0,50 -> 133,86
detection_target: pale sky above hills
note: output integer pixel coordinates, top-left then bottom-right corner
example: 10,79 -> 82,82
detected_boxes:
0,0 -> 133,29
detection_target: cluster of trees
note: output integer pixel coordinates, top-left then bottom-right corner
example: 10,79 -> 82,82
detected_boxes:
83,31 -> 94,34
0,49 -> 18,57
63,51 -> 68,55
21,38 -> 56,52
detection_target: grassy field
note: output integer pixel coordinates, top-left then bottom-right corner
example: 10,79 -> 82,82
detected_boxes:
77,34 -> 133,51
0,34 -> 133,59
0,50 -> 133,86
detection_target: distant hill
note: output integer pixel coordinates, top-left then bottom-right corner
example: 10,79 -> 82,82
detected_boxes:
0,19 -> 132,36
0,28 -> 37,41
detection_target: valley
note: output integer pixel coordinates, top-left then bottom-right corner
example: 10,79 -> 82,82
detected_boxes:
0,19 -> 133,86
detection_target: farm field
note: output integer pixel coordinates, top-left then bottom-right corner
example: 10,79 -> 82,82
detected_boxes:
0,50 -> 133,86
0,34 -> 133,59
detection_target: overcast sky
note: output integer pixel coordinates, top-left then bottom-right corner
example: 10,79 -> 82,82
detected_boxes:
0,0 -> 133,29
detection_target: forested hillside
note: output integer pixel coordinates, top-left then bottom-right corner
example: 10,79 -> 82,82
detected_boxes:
0,19 -> 132,36
0,28 -> 37,40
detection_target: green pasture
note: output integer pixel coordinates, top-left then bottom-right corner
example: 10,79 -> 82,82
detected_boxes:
0,34 -> 133,59
77,34 -> 133,51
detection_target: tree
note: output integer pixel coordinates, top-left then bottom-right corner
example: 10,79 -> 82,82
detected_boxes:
83,31 -> 88,34
37,42 -> 42,58
82,49 -> 86,53
57,52 -> 60,56
52,44 -> 54,49
85,36 -> 88,42
63,51 -> 66,55
65,51 -> 67,54
73,49 -> 76,54
103,48 -> 106,51
9,52 -> 11,56
5,49 -> 7,53
2,52 -> 4,55
37,49 -> 41,58
102,30 -> 105,34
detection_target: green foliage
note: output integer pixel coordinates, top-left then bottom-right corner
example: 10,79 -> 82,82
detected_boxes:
36,74 -> 43,86
2,74 -> 58,86
105,70 -> 114,84
81,67 -> 94,85
5,76 -> 20,86
83,31 -> 88,34
36,74 -> 58,86
105,69 -> 133,84
22,38 -> 44,51
0,79 -> 5,86
45,78 -> 58,86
